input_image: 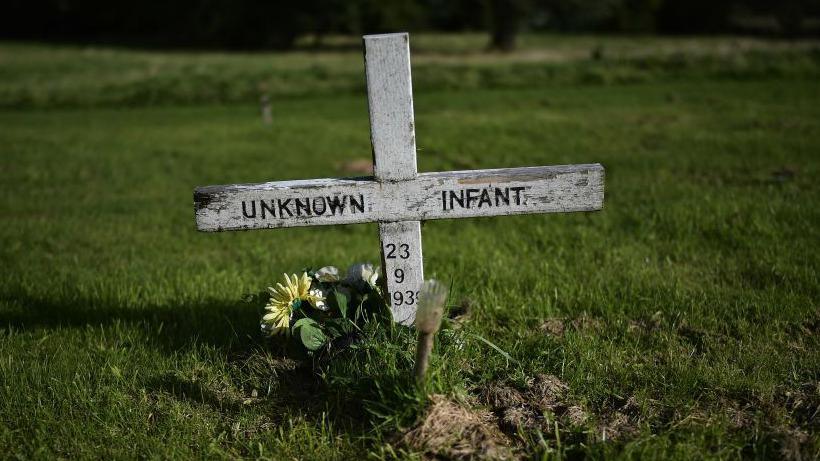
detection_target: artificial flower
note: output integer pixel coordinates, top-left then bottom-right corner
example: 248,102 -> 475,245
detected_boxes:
345,263 -> 379,290
314,266 -> 340,283
261,272 -> 325,335
310,287 -> 328,310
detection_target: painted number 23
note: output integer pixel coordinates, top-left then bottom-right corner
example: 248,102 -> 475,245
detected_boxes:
385,242 -> 414,306
384,243 -> 410,259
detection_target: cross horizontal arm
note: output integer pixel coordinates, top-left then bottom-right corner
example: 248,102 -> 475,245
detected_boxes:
194,163 -> 604,232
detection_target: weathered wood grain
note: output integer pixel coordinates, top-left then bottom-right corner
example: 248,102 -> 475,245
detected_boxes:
194,164 -> 604,231
364,33 -> 424,324
364,33 -> 417,181
191,32 -> 607,326
379,221 -> 424,325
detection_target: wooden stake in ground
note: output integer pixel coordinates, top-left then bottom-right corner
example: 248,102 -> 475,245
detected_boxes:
193,33 -> 605,326
260,94 -> 272,126
414,280 -> 448,384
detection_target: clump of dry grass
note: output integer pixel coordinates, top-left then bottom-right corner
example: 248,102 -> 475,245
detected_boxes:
399,394 -> 515,460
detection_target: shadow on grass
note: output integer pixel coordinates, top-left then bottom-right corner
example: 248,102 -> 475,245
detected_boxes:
140,338 -> 419,436
0,288 -> 260,352
0,287 -> 421,434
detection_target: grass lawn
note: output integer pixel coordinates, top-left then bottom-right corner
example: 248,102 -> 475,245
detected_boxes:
1,36 -> 819,459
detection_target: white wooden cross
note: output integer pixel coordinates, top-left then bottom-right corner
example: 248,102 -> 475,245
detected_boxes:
194,33 -> 604,325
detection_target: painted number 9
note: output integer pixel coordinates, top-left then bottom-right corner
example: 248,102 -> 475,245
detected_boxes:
393,290 -> 419,306
385,243 -> 410,259
394,268 -> 404,284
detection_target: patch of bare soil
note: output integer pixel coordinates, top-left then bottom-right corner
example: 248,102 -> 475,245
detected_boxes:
480,374 -> 590,438
571,314 -> 604,334
405,372 -> 819,457
399,394 -> 516,460
627,311 -> 664,335
798,309 -> 820,336
723,401 -> 755,430
773,381 -> 820,460
539,314 -> 604,338
692,383 -> 820,460
539,318 -> 564,337
782,382 -> 820,429
480,374 -> 652,446
597,396 -> 642,442
776,427 -> 812,461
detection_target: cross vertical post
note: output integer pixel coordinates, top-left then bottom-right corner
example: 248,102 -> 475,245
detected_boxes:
364,33 -> 424,325
194,32 -> 605,327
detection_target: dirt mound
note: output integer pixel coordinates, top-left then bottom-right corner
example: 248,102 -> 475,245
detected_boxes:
400,394 -> 515,460
539,318 -> 565,337
539,315 -> 604,338
480,374 -> 589,436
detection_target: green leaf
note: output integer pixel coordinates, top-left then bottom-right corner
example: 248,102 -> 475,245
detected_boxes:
292,318 -> 314,329
334,289 -> 349,319
324,318 -> 352,340
293,318 -> 326,351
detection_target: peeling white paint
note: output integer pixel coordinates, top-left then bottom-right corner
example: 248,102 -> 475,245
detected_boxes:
192,33 -> 605,325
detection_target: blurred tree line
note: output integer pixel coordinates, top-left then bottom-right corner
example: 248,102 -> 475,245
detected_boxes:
3,0 -> 818,50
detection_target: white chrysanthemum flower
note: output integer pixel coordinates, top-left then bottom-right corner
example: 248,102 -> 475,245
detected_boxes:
309,287 -> 328,310
345,263 -> 379,290
314,266 -> 340,283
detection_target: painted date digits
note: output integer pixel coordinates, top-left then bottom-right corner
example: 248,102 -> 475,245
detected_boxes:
394,268 -> 404,284
385,243 -> 410,259
392,290 -> 419,306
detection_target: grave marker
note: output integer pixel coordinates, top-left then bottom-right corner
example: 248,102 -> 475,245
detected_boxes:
194,33 -> 605,325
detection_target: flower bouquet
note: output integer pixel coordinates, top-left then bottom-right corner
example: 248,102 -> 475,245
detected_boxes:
259,263 -> 389,353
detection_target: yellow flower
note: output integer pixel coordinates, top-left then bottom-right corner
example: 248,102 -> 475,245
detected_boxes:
261,272 -> 325,336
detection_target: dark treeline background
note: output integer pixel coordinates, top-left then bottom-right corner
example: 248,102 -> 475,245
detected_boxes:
3,0 -> 819,51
